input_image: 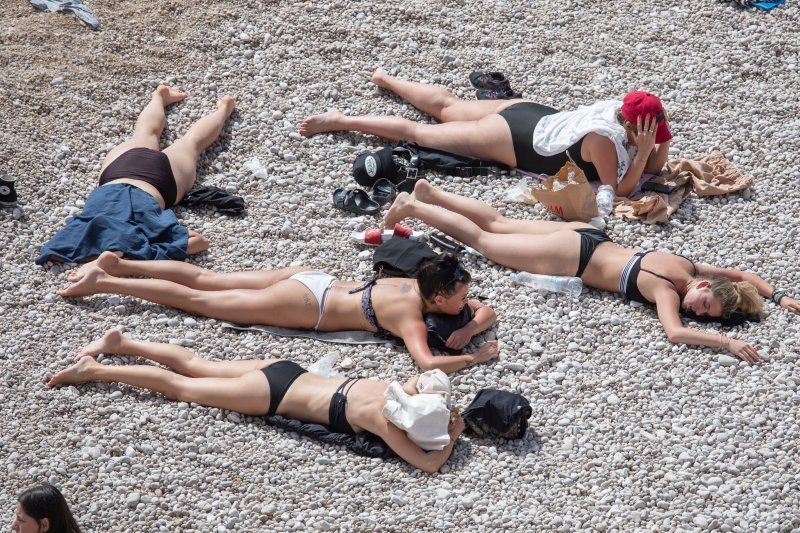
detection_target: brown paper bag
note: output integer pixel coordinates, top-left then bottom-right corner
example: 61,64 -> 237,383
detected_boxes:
528,162 -> 598,221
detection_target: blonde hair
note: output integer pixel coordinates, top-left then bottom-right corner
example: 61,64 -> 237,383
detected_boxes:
700,275 -> 763,316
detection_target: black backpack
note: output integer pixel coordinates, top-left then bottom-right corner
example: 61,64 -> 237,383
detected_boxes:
352,141 -> 506,190
372,238 -> 438,278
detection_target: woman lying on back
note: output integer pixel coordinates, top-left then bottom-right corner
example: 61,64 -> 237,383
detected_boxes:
48,330 -> 464,473
382,180 -> 800,364
58,253 -> 498,373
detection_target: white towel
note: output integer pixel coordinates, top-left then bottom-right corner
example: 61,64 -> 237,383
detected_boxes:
532,100 -> 632,183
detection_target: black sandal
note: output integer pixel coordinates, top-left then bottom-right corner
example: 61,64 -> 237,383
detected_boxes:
371,178 -> 397,206
332,188 -> 381,216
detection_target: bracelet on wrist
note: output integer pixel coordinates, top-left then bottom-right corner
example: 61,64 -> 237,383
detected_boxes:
771,289 -> 787,305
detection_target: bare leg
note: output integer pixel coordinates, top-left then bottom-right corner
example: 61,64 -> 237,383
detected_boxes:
58,265 -> 319,328
163,96 -> 237,202
47,357 -> 271,416
371,67 -> 524,122
75,329 -> 274,378
68,251 -> 307,291
99,86 -> 187,174
299,112 -> 516,166
383,192 -> 582,276
410,180 -> 592,235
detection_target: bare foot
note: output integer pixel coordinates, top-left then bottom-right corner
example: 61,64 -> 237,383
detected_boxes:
217,95 -> 236,117
383,192 -> 414,228
371,67 -> 390,88
68,251 -> 121,283
298,111 -> 345,137
47,356 -> 99,388
58,265 -> 108,298
155,85 -> 188,106
76,328 -> 125,359
413,179 -> 434,203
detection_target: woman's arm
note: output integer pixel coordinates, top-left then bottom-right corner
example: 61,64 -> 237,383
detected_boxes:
644,110 -> 671,175
444,300 -> 497,350
653,287 -> 761,364
400,321 -> 499,373
644,140 -> 670,175
586,115 -> 659,197
378,409 -> 465,473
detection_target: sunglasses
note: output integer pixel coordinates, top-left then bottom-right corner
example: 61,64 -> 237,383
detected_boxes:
439,261 -> 466,293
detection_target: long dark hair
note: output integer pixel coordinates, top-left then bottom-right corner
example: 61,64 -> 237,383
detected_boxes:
416,253 -> 471,301
18,484 -> 81,533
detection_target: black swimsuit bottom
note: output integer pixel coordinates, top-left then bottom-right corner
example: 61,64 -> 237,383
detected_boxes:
574,228 -> 612,277
260,361 -> 359,434
261,361 -> 307,416
99,147 -> 179,208
497,102 -> 601,181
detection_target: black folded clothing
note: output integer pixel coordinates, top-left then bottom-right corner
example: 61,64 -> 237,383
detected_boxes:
179,186 -> 245,216
263,414 -> 392,458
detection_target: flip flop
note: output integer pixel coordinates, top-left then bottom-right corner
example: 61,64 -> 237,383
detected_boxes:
350,223 -> 424,245
332,188 -> 381,216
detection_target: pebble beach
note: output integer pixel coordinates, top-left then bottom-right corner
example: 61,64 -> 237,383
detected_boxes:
2,0 -> 800,531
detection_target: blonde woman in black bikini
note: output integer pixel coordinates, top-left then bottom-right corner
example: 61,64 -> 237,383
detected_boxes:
300,69 -> 671,196
382,181 -> 800,364
58,253 -> 499,373
48,329 -> 464,473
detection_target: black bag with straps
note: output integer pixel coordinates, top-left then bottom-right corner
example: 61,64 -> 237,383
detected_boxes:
392,140 -> 506,179
352,141 -> 506,190
372,238 -> 438,278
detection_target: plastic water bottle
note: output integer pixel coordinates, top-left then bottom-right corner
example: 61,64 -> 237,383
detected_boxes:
509,272 -> 583,298
595,184 -> 614,216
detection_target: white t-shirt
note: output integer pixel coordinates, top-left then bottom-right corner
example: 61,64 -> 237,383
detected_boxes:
532,100 -> 630,182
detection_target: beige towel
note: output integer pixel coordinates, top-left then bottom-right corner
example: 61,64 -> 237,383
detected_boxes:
613,151 -> 753,224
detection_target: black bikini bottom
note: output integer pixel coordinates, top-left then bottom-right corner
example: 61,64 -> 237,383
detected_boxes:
574,228 -> 612,277
261,361 -> 308,416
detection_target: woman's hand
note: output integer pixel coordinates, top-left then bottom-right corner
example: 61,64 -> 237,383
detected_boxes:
445,325 -> 475,350
471,340 -> 499,365
780,296 -> 800,314
448,408 -> 465,436
728,339 -> 762,365
633,114 -> 658,158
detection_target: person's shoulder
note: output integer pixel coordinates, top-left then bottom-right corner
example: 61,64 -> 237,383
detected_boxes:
583,131 -> 615,147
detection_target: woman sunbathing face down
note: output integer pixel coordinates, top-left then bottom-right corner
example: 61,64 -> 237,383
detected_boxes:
48,330 -> 465,474
58,252 -> 499,374
298,68 -> 671,197
36,85 -> 238,267
378,180 -> 800,365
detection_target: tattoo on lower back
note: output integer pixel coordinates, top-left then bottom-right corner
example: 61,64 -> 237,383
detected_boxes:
303,294 -> 311,307
401,283 -> 412,293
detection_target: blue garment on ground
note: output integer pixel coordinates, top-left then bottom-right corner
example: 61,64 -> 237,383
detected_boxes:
29,0 -> 99,29
36,184 -> 188,265
753,0 -> 785,10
